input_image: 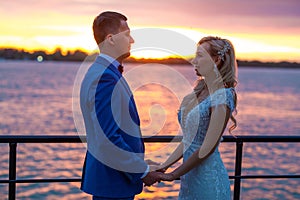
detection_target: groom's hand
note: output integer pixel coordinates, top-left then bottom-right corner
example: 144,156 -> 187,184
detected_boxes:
142,171 -> 163,187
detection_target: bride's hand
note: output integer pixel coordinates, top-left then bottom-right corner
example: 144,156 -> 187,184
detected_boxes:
145,159 -> 160,166
149,164 -> 168,173
160,173 -> 176,181
149,164 -> 160,172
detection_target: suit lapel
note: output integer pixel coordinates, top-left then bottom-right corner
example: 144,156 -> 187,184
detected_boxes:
95,56 -> 133,95
94,56 -> 142,139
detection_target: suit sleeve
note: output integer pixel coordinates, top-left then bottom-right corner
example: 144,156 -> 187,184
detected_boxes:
93,72 -> 147,182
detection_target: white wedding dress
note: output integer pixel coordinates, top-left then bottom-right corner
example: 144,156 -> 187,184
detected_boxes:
178,88 -> 234,200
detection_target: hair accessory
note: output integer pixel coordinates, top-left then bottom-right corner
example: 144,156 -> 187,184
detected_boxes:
217,42 -> 231,61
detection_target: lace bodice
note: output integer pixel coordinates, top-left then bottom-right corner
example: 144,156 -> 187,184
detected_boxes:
178,88 -> 235,149
177,88 -> 234,200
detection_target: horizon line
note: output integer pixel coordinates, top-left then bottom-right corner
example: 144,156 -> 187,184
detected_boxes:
1,46 -> 300,64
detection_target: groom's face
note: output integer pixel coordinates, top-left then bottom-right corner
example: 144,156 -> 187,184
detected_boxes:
113,20 -> 135,60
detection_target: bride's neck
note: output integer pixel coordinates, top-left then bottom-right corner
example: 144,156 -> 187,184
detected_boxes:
204,72 -> 224,94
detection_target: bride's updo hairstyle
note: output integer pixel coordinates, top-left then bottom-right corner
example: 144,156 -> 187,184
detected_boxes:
198,36 -> 238,89
198,36 -> 238,133
199,36 -> 238,133
180,36 -> 238,134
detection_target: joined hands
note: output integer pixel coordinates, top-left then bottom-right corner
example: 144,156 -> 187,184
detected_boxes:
142,159 -> 177,187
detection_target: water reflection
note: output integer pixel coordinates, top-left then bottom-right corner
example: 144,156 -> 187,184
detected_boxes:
0,61 -> 299,199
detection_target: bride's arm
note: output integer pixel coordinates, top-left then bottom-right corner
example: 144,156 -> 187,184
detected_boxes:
159,142 -> 184,171
165,105 -> 230,179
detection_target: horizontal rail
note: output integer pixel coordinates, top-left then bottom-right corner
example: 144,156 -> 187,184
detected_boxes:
237,175 -> 300,179
0,135 -> 300,143
0,135 -> 299,200
1,174 -> 299,184
0,178 -> 81,184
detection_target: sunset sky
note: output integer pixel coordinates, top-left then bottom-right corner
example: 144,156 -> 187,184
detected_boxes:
1,0 -> 300,62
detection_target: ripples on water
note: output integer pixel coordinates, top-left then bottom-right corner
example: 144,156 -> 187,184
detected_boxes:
0,61 -> 299,199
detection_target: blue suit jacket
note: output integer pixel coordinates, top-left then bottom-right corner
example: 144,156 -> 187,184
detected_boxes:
80,56 -> 147,198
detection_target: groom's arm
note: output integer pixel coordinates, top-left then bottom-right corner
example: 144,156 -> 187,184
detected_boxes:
94,72 -> 148,179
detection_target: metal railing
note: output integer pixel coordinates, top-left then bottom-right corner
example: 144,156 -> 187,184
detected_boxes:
0,135 -> 299,200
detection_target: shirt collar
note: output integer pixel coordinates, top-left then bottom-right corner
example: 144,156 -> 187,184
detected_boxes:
99,53 -> 120,69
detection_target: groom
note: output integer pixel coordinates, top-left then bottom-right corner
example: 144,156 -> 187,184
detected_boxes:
79,11 -> 162,199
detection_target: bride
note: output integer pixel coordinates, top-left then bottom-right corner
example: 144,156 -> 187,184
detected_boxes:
155,36 -> 238,200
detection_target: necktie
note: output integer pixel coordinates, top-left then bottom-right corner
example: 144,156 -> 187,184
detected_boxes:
118,65 -> 124,74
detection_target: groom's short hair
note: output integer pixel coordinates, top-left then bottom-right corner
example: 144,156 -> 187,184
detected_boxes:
93,11 -> 127,45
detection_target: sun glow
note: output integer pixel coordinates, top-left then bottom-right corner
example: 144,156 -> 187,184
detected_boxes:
131,49 -> 175,59
1,19 -> 300,62
129,27 -> 300,62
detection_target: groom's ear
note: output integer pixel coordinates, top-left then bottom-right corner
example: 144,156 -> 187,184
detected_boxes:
105,34 -> 115,45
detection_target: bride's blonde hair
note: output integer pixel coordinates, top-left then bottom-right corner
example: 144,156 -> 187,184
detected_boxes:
180,36 -> 238,133
198,36 -> 238,88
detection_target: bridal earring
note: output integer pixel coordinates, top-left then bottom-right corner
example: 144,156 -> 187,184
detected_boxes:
213,63 -> 219,78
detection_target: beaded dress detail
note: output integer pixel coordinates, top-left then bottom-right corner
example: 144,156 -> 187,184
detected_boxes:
178,88 -> 235,200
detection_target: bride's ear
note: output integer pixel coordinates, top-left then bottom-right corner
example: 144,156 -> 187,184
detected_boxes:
214,56 -> 222,67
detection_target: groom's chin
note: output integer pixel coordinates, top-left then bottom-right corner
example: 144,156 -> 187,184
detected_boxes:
118,52 -> 131,61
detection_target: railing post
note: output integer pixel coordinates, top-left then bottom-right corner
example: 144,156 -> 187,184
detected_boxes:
9,142 -> 17,200
233,141 -> 243,200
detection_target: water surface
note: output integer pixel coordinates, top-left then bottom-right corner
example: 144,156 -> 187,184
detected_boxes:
0,61 -> 299,199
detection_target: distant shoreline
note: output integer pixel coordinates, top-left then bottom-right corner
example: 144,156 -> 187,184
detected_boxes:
1,48 -> 300,69
124,57 -> 300,69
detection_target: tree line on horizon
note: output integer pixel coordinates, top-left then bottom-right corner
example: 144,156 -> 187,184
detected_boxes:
0,48 -> 88,62
0,47 -> 299,68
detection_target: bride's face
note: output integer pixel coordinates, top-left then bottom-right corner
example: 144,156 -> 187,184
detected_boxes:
191,43 -> 215,77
